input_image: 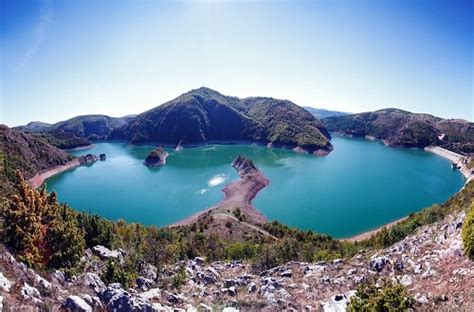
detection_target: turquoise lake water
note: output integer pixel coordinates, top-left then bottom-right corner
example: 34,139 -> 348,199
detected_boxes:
46,136 -> 465,238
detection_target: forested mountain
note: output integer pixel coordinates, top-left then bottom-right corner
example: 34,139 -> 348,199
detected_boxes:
111,87 -> 333,154
15,89 -> 333,154
0,124 -> 73,196
323,108 -> 474,154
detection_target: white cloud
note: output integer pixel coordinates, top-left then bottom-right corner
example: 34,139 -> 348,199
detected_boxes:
14,0 -> 54,72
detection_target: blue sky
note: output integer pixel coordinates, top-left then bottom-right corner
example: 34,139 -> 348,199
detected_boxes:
1,0 -> 472,126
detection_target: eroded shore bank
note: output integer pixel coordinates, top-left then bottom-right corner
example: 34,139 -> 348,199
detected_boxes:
28,158 -> 82,189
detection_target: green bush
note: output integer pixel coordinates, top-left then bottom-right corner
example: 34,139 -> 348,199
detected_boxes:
225,242 -> 256,260
347,278 -> 415,312
171,265 -> 186,289
77,213 -> 114,249
462,204 -> 474,260
101,260 -> 135,288
47,205 -> 86,269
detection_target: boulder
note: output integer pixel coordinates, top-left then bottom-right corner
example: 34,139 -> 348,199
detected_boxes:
108,293 -> 154,312
369,256 -> 390,273
140,264 -> 158,281
33,273 -> 52,291
200,273 -> 218,285
280,270 -> 292,278
227,286 -> 237,296
399,275 -> 413,286
206,267 -> 220,279
63,296 -> 93,312
21,283 -> 42,303
101,283 -> 124,303
92,245 -> 123,260
248,282 -> 257,293
441,240 -> 464,258
321,291 -> 356,312
224,279 -> 238,288
136,277 -> 154,291
167,292 -> 186,304
415,292 -> 429,304
99,153 -> 107,161
101,284 -> 154,312
80,294 -> 102,309
77,272 -> 106,293
199,303 -> 212,311
0,272 -> 11,292
139,288 -> 161,301
51,270 -> 67,285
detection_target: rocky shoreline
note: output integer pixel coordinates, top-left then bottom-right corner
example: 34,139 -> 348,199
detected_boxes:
425,146 -> 473,182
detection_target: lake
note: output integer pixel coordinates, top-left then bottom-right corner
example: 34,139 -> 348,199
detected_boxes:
46,136 -> 465,238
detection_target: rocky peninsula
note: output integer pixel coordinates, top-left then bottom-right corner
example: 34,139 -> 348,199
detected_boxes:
172,155 -> 271,239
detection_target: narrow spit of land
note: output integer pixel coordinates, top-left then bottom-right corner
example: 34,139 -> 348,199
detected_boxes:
170,155 -> 274,237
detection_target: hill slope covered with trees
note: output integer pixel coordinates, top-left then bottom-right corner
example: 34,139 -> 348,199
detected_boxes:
111,88 -> 333,154
323,108 -> 474,154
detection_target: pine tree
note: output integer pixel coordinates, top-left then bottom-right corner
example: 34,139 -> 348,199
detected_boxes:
4,171 -> 45,267
3,171 -> 85,269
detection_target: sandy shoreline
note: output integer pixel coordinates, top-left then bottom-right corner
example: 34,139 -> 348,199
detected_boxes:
341,217 -> 409,242
66,144 -> 94,152
171,157 -> 269,227
28,159 -> 82,189
341,145 -> 472,242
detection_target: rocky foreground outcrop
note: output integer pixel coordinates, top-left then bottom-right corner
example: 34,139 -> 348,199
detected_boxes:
1,202 -> 472,311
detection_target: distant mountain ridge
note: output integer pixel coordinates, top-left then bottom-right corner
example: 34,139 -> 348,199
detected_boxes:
304,107 -> 349,119
16,115 -> 135,149
16,115 -> 134,140
15,88 -> 333,154
323,108 -> 474,155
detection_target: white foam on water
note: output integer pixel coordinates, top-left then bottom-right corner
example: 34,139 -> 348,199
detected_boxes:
208,173 -> 227,187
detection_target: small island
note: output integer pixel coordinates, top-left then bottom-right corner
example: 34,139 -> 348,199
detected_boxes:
143,146 -> 169,167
